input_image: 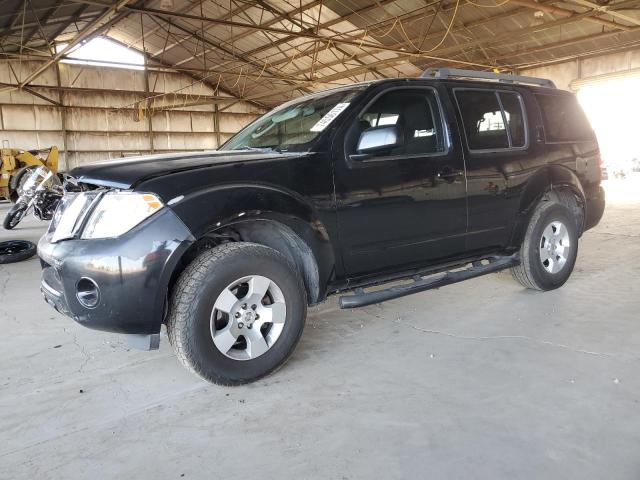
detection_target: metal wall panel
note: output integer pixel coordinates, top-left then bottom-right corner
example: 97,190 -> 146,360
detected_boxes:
0,61 -> 264,170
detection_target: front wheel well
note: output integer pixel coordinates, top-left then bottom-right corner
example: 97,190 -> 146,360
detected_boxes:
166,219 -> 321,315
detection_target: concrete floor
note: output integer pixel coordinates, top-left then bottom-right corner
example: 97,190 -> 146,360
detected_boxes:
1,178 -> 639,479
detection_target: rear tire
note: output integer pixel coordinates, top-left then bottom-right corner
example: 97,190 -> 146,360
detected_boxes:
167,242 -> 307,385
511,201 -> 579,291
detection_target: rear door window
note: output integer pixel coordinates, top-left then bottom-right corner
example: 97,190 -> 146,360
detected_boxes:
455,89 -> 527,151
499,92 -> 526,148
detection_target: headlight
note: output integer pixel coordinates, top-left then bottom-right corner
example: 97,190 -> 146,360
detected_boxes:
81,192 -> 163,239
50,192 -> 100,243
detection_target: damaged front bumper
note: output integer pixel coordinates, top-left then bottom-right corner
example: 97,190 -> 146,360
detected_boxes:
38,207 -> 194,347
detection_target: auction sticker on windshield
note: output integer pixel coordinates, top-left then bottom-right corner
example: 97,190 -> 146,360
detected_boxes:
310,103 -> 351,132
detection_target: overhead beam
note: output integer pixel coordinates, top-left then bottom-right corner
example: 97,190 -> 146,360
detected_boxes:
235,0 -> 403,60
151,16 -> 294,80
113,5 -> 437,58
163,0 -> 320,83
103,35 -> 267,110
264,4 -> 519,78
36,3 -> 92,50
145,0 -> 323,59
214,0 -> 634,75
20,0 -> 63,48
184,0 -> 406,72
0,81 -> 236,103
514,38 -> 640,71
278,0 -> 637,82
123,0 -> 237,54
509,0 -> 633,31
144,14 -> 312,99
239,8 -> 618,103
565,0 -> 640,26
0,5 -> 100,38
496,26 -> 640,63
0,51 -> 302,81
0,81 -> 62,106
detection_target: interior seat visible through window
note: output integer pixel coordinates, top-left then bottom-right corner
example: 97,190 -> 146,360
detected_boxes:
455,89 -> 527,151
348,89 -> 445,157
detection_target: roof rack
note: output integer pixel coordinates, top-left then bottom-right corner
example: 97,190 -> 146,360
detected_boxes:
421,68 -> 556,89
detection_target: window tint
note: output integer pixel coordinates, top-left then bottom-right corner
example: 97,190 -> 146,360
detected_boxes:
456,90 -> 508,150
536,93 -> 593,142
349,89 -> 445,156
456,90 -> 527,150
499,92 -> 526,147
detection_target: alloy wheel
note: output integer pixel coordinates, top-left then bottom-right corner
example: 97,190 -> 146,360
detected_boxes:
539,220 -> 571,274
210,275 -> 286,360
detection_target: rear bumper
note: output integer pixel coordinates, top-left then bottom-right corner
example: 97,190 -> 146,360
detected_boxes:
584,185 -> 605,232
38,207 -> 194,335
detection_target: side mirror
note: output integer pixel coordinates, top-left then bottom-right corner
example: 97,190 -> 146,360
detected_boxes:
353,125 -> 402,159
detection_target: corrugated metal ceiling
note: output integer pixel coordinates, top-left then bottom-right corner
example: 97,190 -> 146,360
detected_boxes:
2,0 -> 640,107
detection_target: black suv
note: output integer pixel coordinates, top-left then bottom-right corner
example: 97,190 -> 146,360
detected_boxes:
38,68 -> 605,385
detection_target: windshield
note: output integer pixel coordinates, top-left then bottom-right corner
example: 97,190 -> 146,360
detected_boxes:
220,87 -> 365,153
23,166 -> 50,193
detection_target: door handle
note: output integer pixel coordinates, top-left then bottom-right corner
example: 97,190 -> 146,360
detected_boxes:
436,167 -> 464,182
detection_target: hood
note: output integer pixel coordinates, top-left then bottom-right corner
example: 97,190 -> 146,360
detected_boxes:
69,150 -> 297,189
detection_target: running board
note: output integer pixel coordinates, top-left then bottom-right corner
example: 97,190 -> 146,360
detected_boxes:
339,254 -> 520,309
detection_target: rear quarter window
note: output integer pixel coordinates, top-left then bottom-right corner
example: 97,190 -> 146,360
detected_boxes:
536,93 -> 594,143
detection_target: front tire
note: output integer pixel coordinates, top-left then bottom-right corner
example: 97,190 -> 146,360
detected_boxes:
167,242 -> 307,385
511,201 -> 579,291
9,166 -> 36,202
3,203 -> 28,230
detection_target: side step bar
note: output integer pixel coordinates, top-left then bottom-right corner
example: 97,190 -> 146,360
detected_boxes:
339,254 -> 520,309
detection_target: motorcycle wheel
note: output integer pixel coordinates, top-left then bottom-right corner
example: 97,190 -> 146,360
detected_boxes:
0,240 -> 37,264
3,203 -> 28,230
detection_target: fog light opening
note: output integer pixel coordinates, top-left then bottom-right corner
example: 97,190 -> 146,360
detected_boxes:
76,277 -> 100,309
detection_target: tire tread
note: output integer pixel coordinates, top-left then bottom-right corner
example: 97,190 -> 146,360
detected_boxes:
167,242 -> 305,386
511,200 -> 577,290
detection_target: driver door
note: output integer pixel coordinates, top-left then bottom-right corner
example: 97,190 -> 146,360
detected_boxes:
333,85 -> 468,278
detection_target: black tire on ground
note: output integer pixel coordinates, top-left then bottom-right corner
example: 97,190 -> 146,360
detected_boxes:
511,201 -> 579,291
3,203 -> 28,230
0,240 -> 37,264
167,242 -> 307,386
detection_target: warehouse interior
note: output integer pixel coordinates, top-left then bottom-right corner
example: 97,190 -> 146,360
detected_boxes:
1,1 -> 640,478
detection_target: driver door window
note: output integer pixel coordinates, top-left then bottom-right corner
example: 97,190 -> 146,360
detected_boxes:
348,89 -> 446,158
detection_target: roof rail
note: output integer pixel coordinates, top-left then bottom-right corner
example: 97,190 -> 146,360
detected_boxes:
421,68 -> 556,89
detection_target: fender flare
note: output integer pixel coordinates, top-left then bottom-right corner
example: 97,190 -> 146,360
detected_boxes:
510,165 -> 586,247
168,183 -> 336,303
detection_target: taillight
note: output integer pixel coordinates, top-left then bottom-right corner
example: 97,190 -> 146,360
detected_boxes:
594,151 -> 603,182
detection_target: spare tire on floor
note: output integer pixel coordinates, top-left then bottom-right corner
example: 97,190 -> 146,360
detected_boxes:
0,240 -> 37,264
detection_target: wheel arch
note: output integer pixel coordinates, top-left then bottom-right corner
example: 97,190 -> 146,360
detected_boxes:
510,165 -> 587,247
167,184 -> 335,306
